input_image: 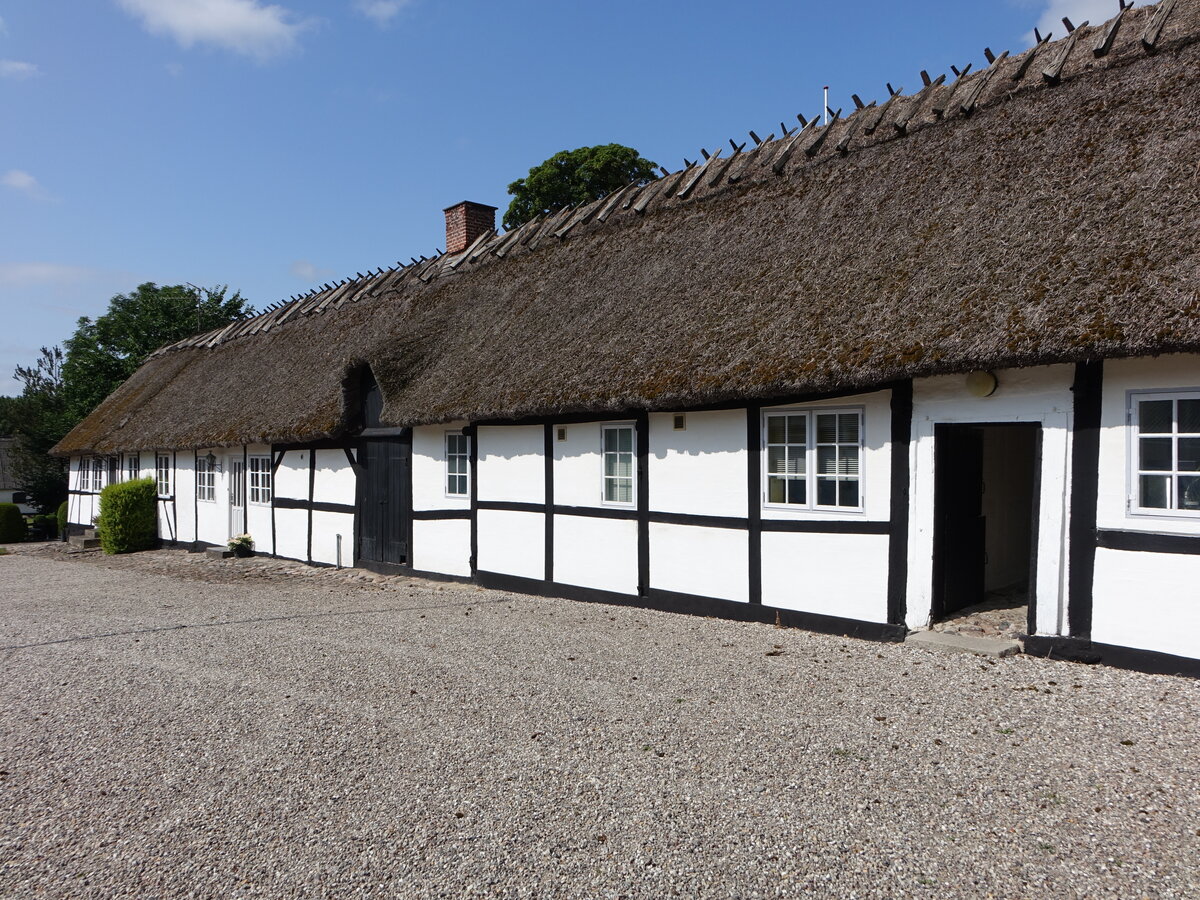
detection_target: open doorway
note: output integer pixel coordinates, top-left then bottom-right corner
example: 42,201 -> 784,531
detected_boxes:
932,423 -> 1040,639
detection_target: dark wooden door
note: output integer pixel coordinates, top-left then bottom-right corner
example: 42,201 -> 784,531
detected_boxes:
933,425 -> 986,619
357,435 -> 411,566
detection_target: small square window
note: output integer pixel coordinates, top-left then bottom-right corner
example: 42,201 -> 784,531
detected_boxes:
673,414 -> 686,431
556,426 -> 567,442
1132,391 -> 1200,515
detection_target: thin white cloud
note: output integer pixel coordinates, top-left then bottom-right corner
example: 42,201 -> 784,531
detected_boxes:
2,169 -> 45,198
354,0 -> 412,27
290,259 -> 334,282
115,0 -> 313,61
0,60 -> 39,79
0,262 -> 115,287
1027,0 -> 1139,44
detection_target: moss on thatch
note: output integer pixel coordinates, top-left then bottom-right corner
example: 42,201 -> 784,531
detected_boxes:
54,1 -> 1200,455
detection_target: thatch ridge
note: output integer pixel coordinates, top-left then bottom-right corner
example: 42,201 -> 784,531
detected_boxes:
54,0 -> 1200,454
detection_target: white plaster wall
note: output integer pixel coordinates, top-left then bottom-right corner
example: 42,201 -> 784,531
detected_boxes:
311,510 -> 353,566
648,410 -> 746,518
413,423 -> 470,511
274,450 -> 310,500
413,519 -> 472,577
649,523 -> 748,603
1093,548 -> 1200,659
760,390 -> 892,523
175,454 -> 196,544
761,531 -> 889,622
243,443 -> 273,552
477,509 -> 544,579
906,365 -> 1074,634
553,515 -> 638,594
1098,354 -> 1200,536
477,426 -> 544,504
313,448 -> 356,505
274,507 -> 308,561
554,421 -> 632,509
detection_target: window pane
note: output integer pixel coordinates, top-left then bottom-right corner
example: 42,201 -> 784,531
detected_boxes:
816,414 -> 837,444
786,415 -> 805,444
786,478 -> 806,505
839,480 -> 860,507
604,430 -> 619,452
1139,400 -> 1172,434
786,447 -> 804,476
838,413 -> 859,444
768,446 -> 787,475
604,454 -> 618,477
615,454 -> 632,478
768,476 -> 786,503
816,478 -> 837,506
616,480 -> 632,503
1179,476 -> 1200,511
620,428 -> 633,453
1181,400 -> 1200,434
840,445 -> 860,476
1140,474 -> 1170,509
817,445 -> 836,475
1179,438 -> 1200,472
767,416 -> 786,445
1140,438 -> 1172,471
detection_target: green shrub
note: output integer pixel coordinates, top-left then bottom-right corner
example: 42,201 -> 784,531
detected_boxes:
56,500 -> 68,538
0,503 -> 25,543
29,514 -> 58,540
97,477 -> 158,554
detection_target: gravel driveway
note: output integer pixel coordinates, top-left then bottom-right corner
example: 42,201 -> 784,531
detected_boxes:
2,546 -> 1198,898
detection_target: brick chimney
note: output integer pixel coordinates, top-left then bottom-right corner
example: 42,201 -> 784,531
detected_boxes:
444,201 -> 497,255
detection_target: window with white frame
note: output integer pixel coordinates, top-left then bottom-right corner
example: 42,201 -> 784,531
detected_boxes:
1131,391 -> 1200,514
90,457 -> 105,493
249,455 -> 272,504
445,433 -> 469,496
764,408 -> 863,510
79,458 -> 92,492
156,454 -> 172,497
196,455 -> 216,502
126,454 -> 140,482
602,424 -> 635,504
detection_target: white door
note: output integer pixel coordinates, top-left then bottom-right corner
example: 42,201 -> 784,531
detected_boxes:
228,456 -> 245,538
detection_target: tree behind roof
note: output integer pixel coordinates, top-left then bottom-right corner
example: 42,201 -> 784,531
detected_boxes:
503,144 -> 658,231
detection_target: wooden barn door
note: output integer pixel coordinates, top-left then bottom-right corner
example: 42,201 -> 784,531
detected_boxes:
357,434 -> 411,567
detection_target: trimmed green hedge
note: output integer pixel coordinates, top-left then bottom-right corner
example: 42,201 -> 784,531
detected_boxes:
0,503 -> 24,543
97,477 -> 158,554
56,500 -> 68,538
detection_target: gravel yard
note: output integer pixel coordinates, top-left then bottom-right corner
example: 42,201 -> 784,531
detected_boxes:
1,546 -> 1198,898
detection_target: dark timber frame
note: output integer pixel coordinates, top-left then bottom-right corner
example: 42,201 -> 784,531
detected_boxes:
1068,361 -> 1103,638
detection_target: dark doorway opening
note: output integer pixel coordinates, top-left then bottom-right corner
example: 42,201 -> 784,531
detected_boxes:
356,433 -> 412,567
932,423 -> 1041,635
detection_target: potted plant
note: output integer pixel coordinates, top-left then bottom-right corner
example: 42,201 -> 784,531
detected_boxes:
227,533 -> 254,558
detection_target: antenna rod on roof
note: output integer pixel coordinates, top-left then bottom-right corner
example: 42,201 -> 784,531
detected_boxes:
823,86 -> 829,125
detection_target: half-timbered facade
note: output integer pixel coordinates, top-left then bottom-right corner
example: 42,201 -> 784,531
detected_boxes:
56,1 -> 1200,675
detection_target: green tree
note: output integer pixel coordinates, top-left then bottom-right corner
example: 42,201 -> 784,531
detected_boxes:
8,346 -> 73,512
0,396 -> 16,436
61,282 -> 253,419
503,144 -> 658,230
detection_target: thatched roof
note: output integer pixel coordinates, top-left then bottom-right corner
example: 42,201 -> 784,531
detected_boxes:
55,1 -> 1200,455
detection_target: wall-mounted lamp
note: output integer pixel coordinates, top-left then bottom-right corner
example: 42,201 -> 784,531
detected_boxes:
965,371 -> 999,398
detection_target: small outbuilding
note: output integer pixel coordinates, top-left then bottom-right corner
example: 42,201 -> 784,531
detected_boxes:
54,1 -> 1200,675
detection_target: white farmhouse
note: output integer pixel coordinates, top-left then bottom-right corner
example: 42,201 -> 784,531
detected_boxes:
55,0 -> 1200,675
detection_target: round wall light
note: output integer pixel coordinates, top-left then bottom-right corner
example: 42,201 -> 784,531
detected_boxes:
965,370 -> 998,398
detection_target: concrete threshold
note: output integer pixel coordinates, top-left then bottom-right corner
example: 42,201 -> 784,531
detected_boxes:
906,629 -> 1022,658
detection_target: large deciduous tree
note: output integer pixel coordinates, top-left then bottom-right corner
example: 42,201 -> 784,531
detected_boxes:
8,347 -> 72,512
61,282 -> 252,419
503,144 -> 658,230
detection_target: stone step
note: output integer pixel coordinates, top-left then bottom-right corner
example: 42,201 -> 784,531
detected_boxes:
69,536 -> 101,550
205,546 -> 234,560
82,528 -> 97,539
906,629 -> 1022,658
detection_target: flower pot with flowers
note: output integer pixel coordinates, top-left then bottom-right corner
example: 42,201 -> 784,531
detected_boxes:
227,534 -> 254,558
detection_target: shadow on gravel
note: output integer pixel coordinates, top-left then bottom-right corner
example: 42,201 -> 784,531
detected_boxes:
0,596 -> 511,652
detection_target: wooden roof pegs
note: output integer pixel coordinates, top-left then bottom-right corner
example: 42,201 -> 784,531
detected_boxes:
677,149 -> 722,199
1094,2 -> 1129,57
864,88 -> 901,135
836,101 -> 873,153
984,47 -> 996,64
1142,0 -> 1178,54
851,94 -> 865,110
1043,21 -> 1086,83
960,50 -> 1008,114
748,130 -> 763,146
893,74 -> 943,133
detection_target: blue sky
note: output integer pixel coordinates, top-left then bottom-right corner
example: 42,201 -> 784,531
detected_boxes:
0,0 -> 1129,395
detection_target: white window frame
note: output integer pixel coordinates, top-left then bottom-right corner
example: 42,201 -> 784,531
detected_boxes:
445,432 -> 470,498
762,406 -> 865,512
248,455 -> 272,505
1127,389 -> 1200,518
125,454 -> 140,482
79,458 -> 91,492
601,423 -> 636,507
156,454 -> 172,498
196,454 -> 216,502
90,457 -> 105,493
